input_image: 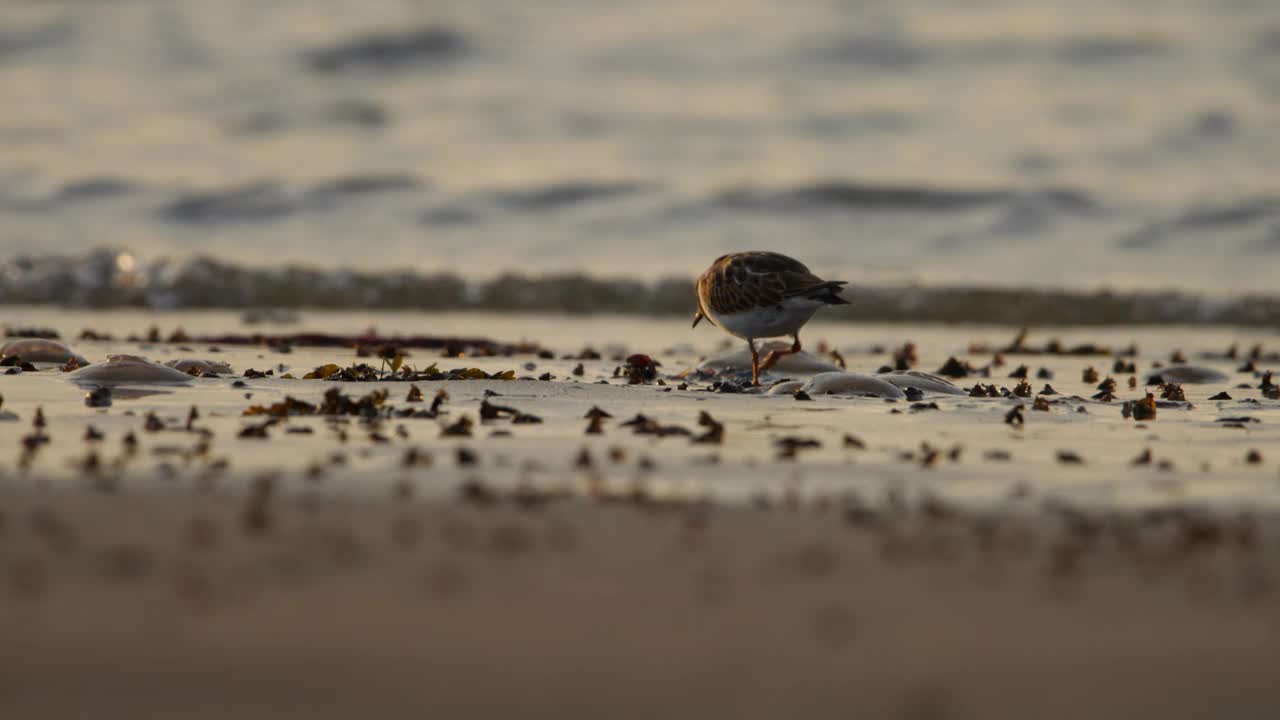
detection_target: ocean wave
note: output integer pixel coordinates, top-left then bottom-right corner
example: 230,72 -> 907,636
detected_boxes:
157,175 -> 426,224
709,182 -> 1094,213
303,26 -> 469,73
802,33 -> 928,69
225,98 -> 392,136
0,176 -> 138,212
3,249 -> 1279,327
1117,198 -> 1280,249
420,181 -> 652,224
8,176 -> 1093,227
0,19 -> 74,64
159,183 -> 295,224
486,181 -> 652,212
801,32 -> 1167,71
1053,35 -> 1169,65
305,173 -> 423,203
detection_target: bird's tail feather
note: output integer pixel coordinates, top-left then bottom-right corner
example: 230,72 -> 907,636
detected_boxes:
797,281 -> 850,305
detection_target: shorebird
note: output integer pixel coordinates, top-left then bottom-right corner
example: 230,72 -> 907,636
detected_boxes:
692,251 -> 848,386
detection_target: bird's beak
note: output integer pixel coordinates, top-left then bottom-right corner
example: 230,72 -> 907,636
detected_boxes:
692,310 -> 704,329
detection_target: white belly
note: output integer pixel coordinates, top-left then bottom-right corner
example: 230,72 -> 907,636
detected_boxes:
710,299 -> 821,340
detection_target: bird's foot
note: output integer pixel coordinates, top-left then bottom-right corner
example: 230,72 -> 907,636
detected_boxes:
759,349 -> 797,372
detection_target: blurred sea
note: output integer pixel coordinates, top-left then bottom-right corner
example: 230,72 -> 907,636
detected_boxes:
2,0 -> 1279,321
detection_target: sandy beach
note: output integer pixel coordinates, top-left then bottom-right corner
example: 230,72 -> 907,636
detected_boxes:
2,309 -> 1278,718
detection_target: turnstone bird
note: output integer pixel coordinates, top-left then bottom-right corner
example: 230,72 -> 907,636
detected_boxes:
693,252 -> 848,386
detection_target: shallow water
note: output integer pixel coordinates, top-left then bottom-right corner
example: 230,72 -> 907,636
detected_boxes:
1,0 -> 1279,308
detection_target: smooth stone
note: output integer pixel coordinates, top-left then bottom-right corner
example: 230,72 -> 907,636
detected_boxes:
766,380 -> 806,395
698,342 -> 843,375
166,358 -> 234,375
0,338 -> 88,365
67,355 -> 195,385
801,372 -> 907,399
1145,365 -> 1229,385
878,370 -> 967,396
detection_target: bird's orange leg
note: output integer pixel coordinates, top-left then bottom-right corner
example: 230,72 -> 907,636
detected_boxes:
759,335 -> 802,373
749,339 -> 761,386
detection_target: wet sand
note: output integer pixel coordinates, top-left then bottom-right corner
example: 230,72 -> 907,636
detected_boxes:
4,492 -> 1279,720
2,309 -> 1280,718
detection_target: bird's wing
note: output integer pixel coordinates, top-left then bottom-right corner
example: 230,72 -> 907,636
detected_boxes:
719,252 -> 840,310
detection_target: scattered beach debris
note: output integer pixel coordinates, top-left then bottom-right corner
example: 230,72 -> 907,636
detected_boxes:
620,413 -> 690,437
1261,371 -> 1279,399
969,383 -> 1000,398
1216,416 -> 1260,429
692,411 -> 724,444
1145,365 -> 1229,385
4,326 -> 59,339
983,328 -> 1113,356
623,354 -> 660,384
936,357 -> 971,378
129,331 -> 539,357
84,387 -> 112,408
238,419 -> 277,438
775,435 -> 821,459
0,394 -> 17,421
441,415 -> 474,437
1124,393 -> 1158,421
479,399 -> 521,421
891,342 -> 917,370
1056,450 -> 1084,465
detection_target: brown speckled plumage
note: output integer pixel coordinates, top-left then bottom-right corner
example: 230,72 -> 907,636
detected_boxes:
695,252 -> 846,318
